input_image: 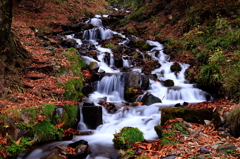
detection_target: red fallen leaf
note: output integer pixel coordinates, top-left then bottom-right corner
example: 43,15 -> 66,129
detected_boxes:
59,154 -> 67,159
35,115 -> 45,121
0,149 -> 7,158
0,135 -> 7,145
54,121 -> 65,129
147,144 -> 152,150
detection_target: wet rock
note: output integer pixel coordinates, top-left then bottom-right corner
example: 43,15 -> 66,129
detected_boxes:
141,75 -> 150,90
0,103 -> 7,108
140,93 -> 162,105
217,144 -> 237,155
161,107 -> 214,125
82,106 -> 103,129
67,140 -> 91,159
113,54 -> 123,68
200,147 -> 210,154
60,39 -> 76,48
170,62 -> 182,73
163,79 -> 174,87
162,156 -> 178,159
154,124 -> 162,138
225,105 -> 240,137
82,84 -> 94,96
89,61 -> 99,70
124,71 -> 142,89
41,149 -> 64,159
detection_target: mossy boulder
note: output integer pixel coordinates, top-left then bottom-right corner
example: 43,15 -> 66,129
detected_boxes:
163,79 -> 174,87
135,39 -> 152,51
113,127 -> 144,149
140,93 -> 162,105
89,61 -> 99,71
161,107 -> 214,125
125,85 -> 143,102
126,25 -> 139,36
154,125 -> 162,138
226,105 -> 240,137
170,62 -> 182,73
217,144 -> 237,155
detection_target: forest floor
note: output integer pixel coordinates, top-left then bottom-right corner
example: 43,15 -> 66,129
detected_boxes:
0,0 -> 240,159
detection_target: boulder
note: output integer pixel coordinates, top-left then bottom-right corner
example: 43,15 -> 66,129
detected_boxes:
141,75 -> 150,90
161,107 -> 214,125
82,84 -> 94,96
170,62 -> 182,73
126,25 -> 139,36
82,106 -> 103,129
154,124 -> 162,138
217,144 -> 237,155
163,79 -> 174,87
88,61 -> 99,70
124,71 -> 142,89
140,93 -> 162,105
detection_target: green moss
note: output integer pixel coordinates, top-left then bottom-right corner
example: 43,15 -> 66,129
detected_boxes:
42,103 -> 55,120
63,104 -> 78,128
33,120 -> 63,142
113,127 -> 144,149
65,48 -> 86,77
64,78 -> 83,101
105,43 -> 117,50
63,48 -> 86,101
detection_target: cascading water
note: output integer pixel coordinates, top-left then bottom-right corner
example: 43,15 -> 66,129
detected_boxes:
21,14 -> 210,159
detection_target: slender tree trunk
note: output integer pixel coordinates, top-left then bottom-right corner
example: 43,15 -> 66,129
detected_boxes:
0,0 -> 12,50
0,0 -> 31,98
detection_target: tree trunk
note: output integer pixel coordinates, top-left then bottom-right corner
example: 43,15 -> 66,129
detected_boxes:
0,0 -> 31,98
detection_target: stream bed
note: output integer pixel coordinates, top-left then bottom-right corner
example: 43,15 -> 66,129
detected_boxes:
20,14 -> 210,159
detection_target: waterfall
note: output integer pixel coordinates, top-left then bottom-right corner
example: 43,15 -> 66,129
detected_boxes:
77,104 -> 88,130
86,18 -> 103,27
82,27 -> 113,42
97,74 -> 125,101
22,16 -> 210,159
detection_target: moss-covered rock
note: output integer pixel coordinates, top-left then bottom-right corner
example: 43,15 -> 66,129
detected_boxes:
126,25 -> 139,36
88,61 -> 99,71
154,124 -> 162,138
161,107 -> 214,125
113,127 -> 144,149
226,105 -> 240,137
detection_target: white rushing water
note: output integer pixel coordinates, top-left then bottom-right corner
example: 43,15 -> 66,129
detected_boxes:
22,16 -> 209,159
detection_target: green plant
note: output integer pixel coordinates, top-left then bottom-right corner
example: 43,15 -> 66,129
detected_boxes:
119,149 -> 135,159
226,149 -> 236,155
5,137 -> 32,158
172,122 -> 189,135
